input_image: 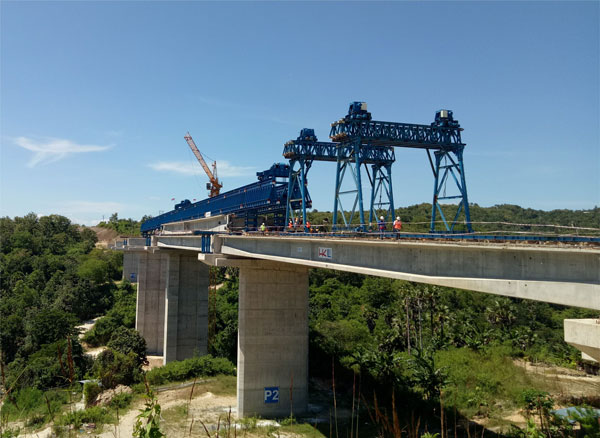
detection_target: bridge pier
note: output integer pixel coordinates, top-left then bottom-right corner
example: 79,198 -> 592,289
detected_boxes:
136,250 -> 167,355
237,260 -> 309,418
123,251 -> 140,282
136,249 -> 208,363
164,252 -> 209,363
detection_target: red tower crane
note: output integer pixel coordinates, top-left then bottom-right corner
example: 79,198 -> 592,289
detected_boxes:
184,132 -> 222,197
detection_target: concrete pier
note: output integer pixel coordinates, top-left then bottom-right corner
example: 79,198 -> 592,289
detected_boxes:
136,250 -> 168,355
123,251 -> 140,282
164,252 -> 209,363
237,261 -> 309,418
136,249 -> 209,361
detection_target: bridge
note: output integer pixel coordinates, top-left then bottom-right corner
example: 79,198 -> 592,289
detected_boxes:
115,229 -> 600,418
124,101 -> 599,418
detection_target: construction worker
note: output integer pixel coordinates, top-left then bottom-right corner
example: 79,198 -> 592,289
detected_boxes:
377,216 -> 386,239
288,219 -> 293,231
306,220 -> 311,232
260,222 -> 266,234
393,216 -> 402,232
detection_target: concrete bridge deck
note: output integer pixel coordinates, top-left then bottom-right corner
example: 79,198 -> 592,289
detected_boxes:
155,234 -> 600,310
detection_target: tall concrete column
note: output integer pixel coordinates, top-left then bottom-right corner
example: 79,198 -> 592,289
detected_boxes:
122,251 -> 140,283
136,250 -> 168,355
163,252 -> 209,364
237,261 -> 309,418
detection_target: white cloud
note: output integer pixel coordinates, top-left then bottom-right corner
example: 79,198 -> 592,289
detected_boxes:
13,136 -> 111,167
148,161 -> 256,177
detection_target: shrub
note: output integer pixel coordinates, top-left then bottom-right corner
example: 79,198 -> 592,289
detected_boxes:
55,406 -> 112,429
0,387 -> 69,422
83,316 -> 120,346
109,392 -> 133,409
146,355 -> 236,386
83,381 -> 102,407
93,348 -> 141,389
107,327 -> 147,366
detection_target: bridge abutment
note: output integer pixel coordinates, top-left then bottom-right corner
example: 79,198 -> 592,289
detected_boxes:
237,261 -> 309,418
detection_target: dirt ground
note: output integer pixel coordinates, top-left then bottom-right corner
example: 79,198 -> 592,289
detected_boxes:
514,359 -> 600,399
95,384 -> 238,437
89,226 -> 119,247
474,360 -> 600,431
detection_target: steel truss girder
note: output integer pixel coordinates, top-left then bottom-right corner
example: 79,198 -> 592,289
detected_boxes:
429,146 -> 472,233
330,119 -> 464,149
283,140 -> 394,165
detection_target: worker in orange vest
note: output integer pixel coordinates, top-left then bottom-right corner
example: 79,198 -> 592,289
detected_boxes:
306,220 -> 311,232
393,216 -> 402,232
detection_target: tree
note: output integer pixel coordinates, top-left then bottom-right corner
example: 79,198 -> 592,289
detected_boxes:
94,348 -> 140,389
107,327 -> 147,366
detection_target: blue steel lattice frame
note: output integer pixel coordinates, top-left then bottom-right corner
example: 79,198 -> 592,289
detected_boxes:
330,103 -> 473,233
429,146 -> 473,233
368,163 -> 395,225
285,158 -> 312,230
283,129 -> 394,231
331,140 -> 396,230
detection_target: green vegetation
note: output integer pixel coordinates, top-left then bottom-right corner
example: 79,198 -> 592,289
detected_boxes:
96,212 -> 149,236
82,281 -> 137,346
133,386 -> 164,438
145,355 -> 236,386
54,405 -> 113,429
83,381 -> 102,407
0,387 -> 69,423
0,213 -> 142,429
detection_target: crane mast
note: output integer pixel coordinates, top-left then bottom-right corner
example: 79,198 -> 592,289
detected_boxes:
184,132 -> 222,197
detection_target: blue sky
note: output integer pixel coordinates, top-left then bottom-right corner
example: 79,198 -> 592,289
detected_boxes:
1,1 -> 598,225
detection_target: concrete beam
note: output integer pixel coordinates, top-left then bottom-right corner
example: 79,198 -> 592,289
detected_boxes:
212,236 -> 600,310
564,319 -> 600,362
237,261 -> 309,418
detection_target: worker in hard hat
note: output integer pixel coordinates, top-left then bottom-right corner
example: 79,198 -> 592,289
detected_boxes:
377,216 -> 386,239
260,222 -> 266,234
393,216 -> 402,231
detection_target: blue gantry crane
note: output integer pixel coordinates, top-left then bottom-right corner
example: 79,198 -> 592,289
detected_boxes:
282,128 -> 394,229
329,102 -> 472,232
